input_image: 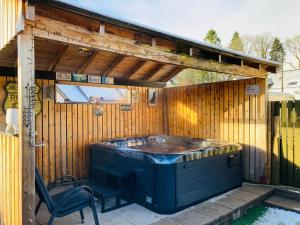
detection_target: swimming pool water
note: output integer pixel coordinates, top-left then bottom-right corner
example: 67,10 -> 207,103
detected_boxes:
230,205 -> 300,225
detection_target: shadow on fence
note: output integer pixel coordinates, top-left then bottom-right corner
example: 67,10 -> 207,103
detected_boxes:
269,101 -> 300,188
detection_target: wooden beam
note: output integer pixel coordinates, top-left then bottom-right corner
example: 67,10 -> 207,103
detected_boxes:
142,64 -> 164,80
25,3 -> 36,21
161,67 -> 185,82
32,16 -> 268,78
114,77 -> 166,87
77,51 -> 98,73
18,27 -> 35,225
102,55 -> 125,76
48,45 -> 69,71
123,60 -> 146,79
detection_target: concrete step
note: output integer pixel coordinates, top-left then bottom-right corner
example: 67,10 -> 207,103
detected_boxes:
265,196 -> 300,213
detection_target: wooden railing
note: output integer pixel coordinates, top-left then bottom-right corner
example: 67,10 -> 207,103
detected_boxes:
0,133 -> 22,225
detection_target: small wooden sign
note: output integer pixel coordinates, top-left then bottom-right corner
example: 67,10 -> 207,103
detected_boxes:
56,72 -> 72,81
245,85 -> 260,96
4,82 -> 42,115
120,104 -> 131,111
101,76 -> 114,84
72,74 -> 88,82
88,75 -> 101,83
131,90 -> 139,103
94,105 -> 104,116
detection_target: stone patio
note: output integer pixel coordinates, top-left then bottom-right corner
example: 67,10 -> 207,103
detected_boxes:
35,183 -> 274,225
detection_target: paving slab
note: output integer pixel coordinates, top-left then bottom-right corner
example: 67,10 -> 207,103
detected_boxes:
240,184 -> 274,195
150,218 -> 183,225
191,202 -> 232,220
265,196 -> 300,213
36,183 -> 274,225
214,195 -> 247,210
226,189 -> 260,202
169,209 -> 213,225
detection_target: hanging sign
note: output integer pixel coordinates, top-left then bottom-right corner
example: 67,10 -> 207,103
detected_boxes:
101,76 -> 114,84
4,82 -> 42,115
88,75 -> 101,84
56,72 -> 72,81
72,74 -> 88,82
245,85 -> 260,96
120,104 -> 132,111
131,90 -> 139,103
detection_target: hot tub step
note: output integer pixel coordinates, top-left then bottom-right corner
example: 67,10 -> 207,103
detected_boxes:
265,196 -> 300,213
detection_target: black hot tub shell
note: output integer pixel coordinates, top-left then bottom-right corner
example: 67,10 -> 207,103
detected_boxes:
89,135 -> 242,214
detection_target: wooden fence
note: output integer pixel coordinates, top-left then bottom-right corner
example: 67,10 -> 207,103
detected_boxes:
0,133 -> 22,225
0,0 -> 24,49
269,101 -> 300,188
166,78 -> 268,183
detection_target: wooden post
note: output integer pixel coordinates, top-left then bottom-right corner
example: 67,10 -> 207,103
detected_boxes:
17,26 -> 35,225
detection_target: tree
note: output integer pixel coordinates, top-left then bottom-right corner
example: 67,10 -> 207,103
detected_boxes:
241,35 -> 254,55
229,32 -> 243,52
285,35 -> 300,68
204,29 -> 222,46
251,33 -> 274,59
269,37 -> 286,62
169,69 -> 235,86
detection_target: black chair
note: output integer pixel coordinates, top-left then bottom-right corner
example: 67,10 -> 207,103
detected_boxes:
35,167 -> 100,225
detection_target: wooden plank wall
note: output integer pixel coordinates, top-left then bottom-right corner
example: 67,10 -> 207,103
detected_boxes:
0,133 -> 22,225
0,0 -> 24,49
166,78 -> 268,183
0,76 -> 268,184
0,77 -> 164,184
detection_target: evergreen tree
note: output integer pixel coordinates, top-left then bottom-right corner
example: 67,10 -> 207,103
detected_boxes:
269,37 -> 286,62
204,29 -> 222,46
229,32 -> 244,52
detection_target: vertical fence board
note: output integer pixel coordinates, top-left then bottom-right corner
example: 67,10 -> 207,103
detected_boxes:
0,133 -> 22,225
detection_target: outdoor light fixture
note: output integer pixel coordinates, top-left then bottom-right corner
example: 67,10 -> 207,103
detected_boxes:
5,108 -> 18,135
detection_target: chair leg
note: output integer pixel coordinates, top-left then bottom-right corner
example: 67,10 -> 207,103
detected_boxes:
79,209 -> 85,223
35,200 -> 42,216
48,215 -> 54,225
101,197 -> 105,213
91,202 -> 100,225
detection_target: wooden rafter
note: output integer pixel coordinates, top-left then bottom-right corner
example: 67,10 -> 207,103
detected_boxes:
32,16 -> 269,78
142,64 -> 164,80
77,51 -> 98,73
102,55 -> 125,76
161,67 -> 185,82
48,45 -> 69,71
123,60 -> 146,79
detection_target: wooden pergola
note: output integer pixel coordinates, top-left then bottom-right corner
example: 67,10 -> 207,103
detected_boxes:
0,0 -> 279,224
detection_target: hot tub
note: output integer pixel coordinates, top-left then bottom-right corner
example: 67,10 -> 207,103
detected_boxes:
89,135 -> 242,214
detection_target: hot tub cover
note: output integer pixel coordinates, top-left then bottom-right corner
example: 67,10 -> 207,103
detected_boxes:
91,135 -> 242,164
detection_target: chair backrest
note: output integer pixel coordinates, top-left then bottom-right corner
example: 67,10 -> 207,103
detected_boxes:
35,167 -> 55,213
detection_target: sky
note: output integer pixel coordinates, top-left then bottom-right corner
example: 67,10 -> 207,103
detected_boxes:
59,0 -> 300,67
